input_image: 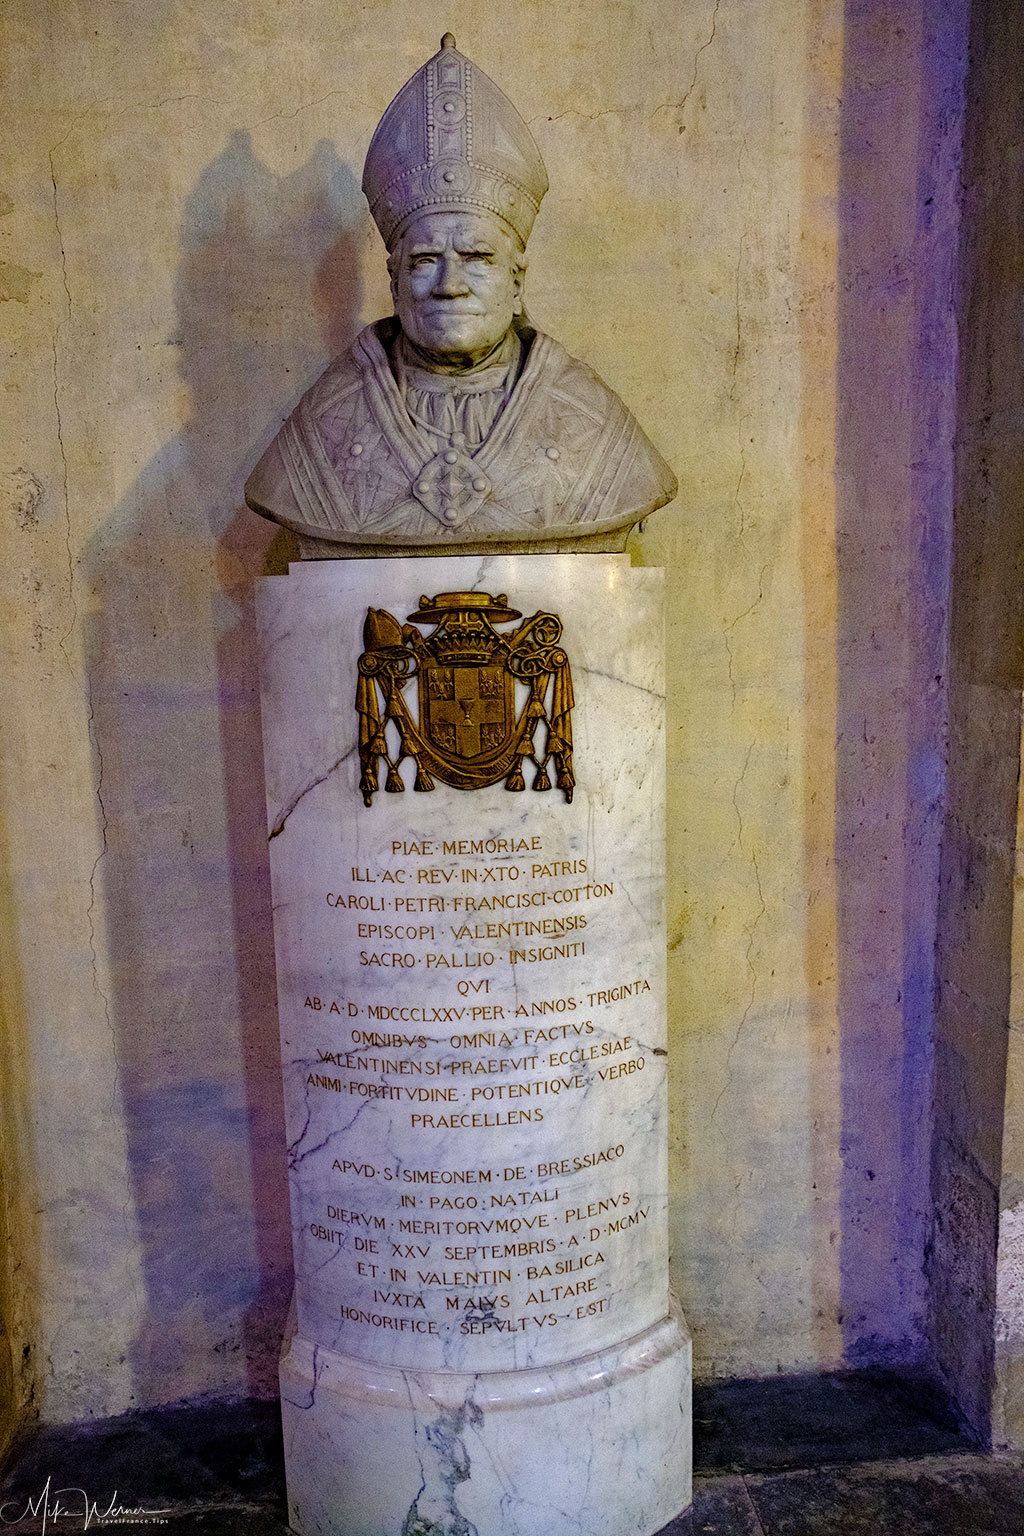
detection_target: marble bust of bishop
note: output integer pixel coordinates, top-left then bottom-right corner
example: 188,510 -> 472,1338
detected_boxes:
246,33 -> 677,558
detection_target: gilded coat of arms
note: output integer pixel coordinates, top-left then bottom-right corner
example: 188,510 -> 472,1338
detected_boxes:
356,592 -> 574,806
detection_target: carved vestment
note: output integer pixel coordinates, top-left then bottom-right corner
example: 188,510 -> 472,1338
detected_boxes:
245,319 -> 677,551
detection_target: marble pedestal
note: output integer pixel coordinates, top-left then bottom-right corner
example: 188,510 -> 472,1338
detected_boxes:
257,554 -> 691,1536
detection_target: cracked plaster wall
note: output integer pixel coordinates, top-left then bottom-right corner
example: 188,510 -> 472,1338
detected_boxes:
0,0 -> 960,1424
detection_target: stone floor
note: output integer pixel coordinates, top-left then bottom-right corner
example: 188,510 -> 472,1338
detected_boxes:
2,1371 -> 1022,1534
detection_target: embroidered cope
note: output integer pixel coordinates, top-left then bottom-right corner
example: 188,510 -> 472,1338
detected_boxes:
245,319 -> 677,550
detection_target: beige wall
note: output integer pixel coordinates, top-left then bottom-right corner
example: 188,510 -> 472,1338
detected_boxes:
2,0 -> 953,1424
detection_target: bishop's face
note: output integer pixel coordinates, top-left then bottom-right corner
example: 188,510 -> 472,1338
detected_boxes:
389,210 -> 523,368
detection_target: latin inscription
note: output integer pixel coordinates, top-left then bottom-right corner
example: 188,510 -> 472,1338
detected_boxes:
290,827 -> 662,1346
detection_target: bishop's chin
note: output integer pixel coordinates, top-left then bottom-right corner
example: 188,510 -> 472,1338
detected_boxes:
409,324 -> 508,366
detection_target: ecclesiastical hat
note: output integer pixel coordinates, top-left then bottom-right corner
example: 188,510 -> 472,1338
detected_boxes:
362,32 -> 549,250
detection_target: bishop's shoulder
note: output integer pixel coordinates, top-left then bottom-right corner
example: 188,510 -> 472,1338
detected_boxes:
246,321 -> 676,557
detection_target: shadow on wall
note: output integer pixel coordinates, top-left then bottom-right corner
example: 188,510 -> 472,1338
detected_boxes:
82,131 -> 365,1406
834,0 -> 965,1378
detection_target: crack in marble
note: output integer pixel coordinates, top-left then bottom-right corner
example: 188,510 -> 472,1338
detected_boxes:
283,1343 -> 322,1411
288,1092 -> 374,1169
578,665 -> 663,699
269,744 -> 357,839
403,1395 -> 482,1536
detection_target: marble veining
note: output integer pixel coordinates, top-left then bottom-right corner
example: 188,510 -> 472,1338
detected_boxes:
258,553 -> 690,1532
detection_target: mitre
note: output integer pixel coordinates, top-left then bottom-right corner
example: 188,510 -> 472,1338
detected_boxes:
362,32 -> 549,249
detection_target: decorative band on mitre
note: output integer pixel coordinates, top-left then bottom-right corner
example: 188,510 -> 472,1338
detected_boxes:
368,160 -> 543,249
362,34 -> 548,250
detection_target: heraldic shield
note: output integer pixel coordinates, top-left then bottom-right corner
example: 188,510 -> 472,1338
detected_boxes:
356,592 -> 574,806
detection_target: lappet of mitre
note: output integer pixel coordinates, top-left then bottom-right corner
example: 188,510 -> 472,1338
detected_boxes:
246,33 -> 677,557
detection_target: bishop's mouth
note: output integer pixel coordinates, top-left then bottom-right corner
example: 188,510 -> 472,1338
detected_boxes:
420,301 -> 488,315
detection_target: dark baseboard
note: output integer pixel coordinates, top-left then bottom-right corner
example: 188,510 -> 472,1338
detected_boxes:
0,1370 -> 978,1529
0,1397 -> 286,1521
693,1367 -> 976,1474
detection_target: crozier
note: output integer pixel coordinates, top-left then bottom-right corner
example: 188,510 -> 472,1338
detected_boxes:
252,34 -> 691,1536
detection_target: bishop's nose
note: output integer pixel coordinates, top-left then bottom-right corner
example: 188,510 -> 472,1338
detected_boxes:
432,255 -> 470,296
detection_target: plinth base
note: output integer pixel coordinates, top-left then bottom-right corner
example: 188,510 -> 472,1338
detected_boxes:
280,1306 -> 692,1536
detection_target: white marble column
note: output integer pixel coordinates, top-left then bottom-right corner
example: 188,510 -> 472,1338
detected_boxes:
257,553 -> 691,1536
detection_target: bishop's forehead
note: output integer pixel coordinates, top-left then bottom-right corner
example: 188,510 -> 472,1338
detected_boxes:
395,210 -> 522,256
362,34 -> 548,251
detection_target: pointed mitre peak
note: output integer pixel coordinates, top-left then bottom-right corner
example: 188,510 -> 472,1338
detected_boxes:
362,33 -> 549,249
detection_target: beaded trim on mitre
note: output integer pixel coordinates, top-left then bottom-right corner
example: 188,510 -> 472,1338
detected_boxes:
363,36 -> 548,249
